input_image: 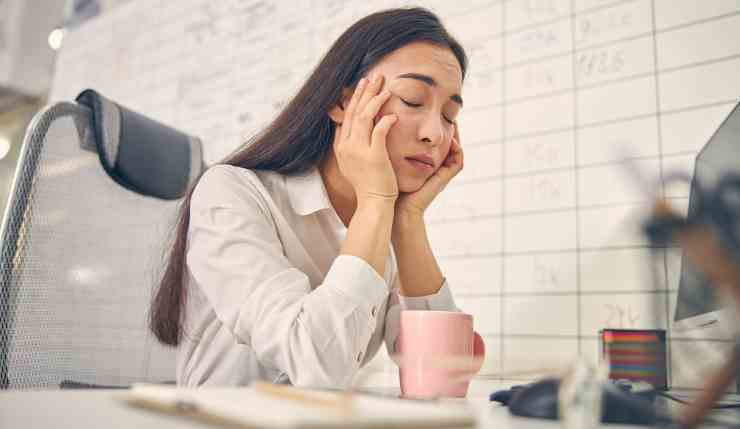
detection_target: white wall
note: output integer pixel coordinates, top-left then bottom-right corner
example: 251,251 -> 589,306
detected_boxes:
49,0 -> 740,391
0,0 -> 65,96
0,0 -> 11,84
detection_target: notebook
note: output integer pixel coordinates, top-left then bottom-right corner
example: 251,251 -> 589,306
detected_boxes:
120,382 -> 476,428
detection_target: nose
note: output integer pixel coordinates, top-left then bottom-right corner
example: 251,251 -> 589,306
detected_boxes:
418,112 -> 445,147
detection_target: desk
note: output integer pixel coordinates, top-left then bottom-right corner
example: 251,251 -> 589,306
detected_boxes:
0,383 -> 737,429
1,385 -> 738,428
0,388 -> 591,429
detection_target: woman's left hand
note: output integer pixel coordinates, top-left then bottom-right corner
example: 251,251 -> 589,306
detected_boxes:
395,125 -> 464,217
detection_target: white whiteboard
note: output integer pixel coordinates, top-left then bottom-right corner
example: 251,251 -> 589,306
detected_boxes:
50,0 -> 740,390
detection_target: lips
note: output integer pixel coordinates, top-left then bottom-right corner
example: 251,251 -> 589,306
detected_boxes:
405,154 -> 435,168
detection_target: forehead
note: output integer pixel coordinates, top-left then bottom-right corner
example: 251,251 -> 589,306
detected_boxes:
370,42 -> 463,93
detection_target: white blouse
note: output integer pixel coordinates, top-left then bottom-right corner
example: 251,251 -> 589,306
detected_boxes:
177,164 -> 458,388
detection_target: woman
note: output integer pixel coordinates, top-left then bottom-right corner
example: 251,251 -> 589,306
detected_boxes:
150,7 -> 471,388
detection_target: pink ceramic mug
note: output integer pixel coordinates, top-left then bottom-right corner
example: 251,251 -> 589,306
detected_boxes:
397,310 -> 485,399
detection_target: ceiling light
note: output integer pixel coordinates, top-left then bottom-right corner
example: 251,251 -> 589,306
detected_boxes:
48,28 -> 65,51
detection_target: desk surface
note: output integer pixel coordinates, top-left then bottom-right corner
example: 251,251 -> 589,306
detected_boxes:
0,388 -> 580,429
1,386 -> 738,428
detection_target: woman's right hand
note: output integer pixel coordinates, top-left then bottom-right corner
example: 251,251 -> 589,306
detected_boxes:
334,74 -> 399,204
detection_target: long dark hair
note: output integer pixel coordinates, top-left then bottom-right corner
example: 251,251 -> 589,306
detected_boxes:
150,7 -> 468,346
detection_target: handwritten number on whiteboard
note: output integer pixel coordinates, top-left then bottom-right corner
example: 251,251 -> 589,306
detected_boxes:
604,304 -> 641,327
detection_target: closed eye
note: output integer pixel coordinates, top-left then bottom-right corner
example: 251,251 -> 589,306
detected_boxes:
401,98 -> 456,125
400,98 -> 421,108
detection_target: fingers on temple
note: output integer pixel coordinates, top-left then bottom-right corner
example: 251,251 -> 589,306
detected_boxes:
341,77 -> 367,140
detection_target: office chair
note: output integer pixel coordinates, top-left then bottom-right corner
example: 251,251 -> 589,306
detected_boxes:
0,89 -> 203,389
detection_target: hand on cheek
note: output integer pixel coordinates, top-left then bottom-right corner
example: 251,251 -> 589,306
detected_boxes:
437,139 -> 453,170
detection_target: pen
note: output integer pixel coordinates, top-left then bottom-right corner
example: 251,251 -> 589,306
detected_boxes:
252,381 -> 354,415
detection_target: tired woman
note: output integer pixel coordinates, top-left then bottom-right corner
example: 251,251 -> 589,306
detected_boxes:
150,7 -> 474,388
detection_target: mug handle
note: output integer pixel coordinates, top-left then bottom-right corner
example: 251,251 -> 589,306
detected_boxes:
473,332 -> 486,373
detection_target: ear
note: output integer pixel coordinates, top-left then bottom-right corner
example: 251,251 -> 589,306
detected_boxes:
328,88 -> 353,125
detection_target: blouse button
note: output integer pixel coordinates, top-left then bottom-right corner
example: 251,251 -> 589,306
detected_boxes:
370,306 -> 377,317
356,351 -> 363,363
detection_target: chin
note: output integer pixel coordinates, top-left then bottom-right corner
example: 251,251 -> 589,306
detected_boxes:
397,175 -> 426,193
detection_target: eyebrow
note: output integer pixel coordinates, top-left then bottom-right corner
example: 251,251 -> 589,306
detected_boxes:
396,72 -> 463,107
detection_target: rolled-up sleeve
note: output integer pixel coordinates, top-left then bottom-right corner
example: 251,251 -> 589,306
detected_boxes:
186,167 -> 389,388
383,276 -> 459,355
